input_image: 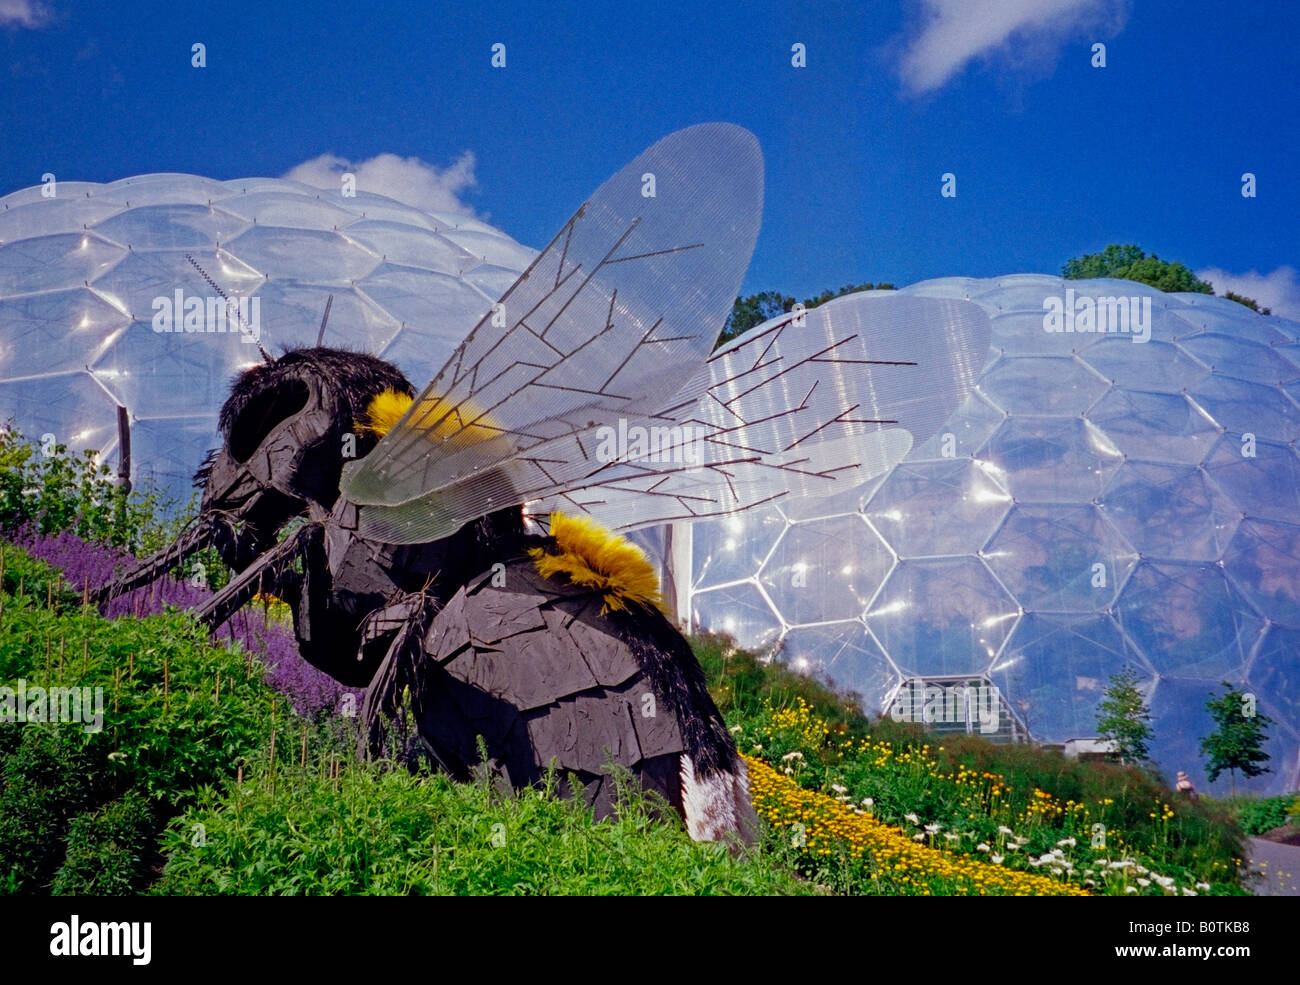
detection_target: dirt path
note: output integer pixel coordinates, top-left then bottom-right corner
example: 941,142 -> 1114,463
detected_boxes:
1248,837 -> 1300,896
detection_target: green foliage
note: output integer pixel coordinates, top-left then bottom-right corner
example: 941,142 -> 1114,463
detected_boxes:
718,282 -> 890,347
1094,667 -> 1154,766
155,762 -> 814,896
51,791 -> 157,895
1223,795 -> 1295,837
0,547 -> 323,893
0,424 -> 155,551
1062,244 -> 1213,295
1201,683 -> 1275,791
1223,291 -> 1271,315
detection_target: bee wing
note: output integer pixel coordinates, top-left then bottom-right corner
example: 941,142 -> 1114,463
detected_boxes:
530,294 -> 992,530
340,123 -> 763,544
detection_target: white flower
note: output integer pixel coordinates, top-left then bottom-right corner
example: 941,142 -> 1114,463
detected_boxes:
976,843 -> 990,853
861,797 -> 874,807
925,823 -> 942,834
905,812 -> 920,825
1057,837 -> 1077,848
1125,886 -> 1138,894
752,744 -> 763,751
1195,882 -> 1211,891
991,854 -> 1004,864
913,833 -> 926,841
729,725 -> 742,734
1182,888 -> 1197,896
997,825 -> 1014,836
831,783 -> 848,794
1137,878 -> 1151,887
781,750 -> 804,762
944,833 -> 961,843
1154,875 -> 1175,888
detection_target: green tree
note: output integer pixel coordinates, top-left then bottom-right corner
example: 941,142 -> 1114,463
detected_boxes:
718,282 -> 893,348
1095,667 -> 1153,766
1201,682 -> 1275,795
1223,291 -> 1272,316
1062,244 -> 1213,295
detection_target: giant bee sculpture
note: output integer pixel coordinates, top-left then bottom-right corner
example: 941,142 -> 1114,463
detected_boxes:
97,124 -> 991,842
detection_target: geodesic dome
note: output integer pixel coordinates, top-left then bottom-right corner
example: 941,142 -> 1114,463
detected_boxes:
688,275 -> 1300,794
0,173 -> 535,500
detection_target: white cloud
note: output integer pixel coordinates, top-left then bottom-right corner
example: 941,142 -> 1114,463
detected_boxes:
0,0 -> 52,28
283,150 -> 479,216
1196,265 -> 1300,320
896,0 -> 1128,94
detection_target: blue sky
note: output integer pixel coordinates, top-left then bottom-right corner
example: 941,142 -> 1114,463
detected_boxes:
2,0 -> 1297,313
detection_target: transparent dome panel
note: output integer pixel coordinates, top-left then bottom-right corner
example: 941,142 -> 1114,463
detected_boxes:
909,389 -> 1005,460
778,623 -> 899,716
339,221 -> 474,275
250,282 -> 402,353
0,197 -> 124,241
1078,336 -> 1211,392
759,516 -> 892,624
690,581 -> 782,653
978,356 -> 1108,415
92,204 -> 250,252
865,458 -> 1011,558
0,289 -> 127,379
1176,333 -> 1297,384
691,504 -> 786,590
0,232 -> 124,295
222,226 -> 380,283
358,266 -> 489,335
981,416 -> 1122,503
983,504 -> 1136,611
1100,461 -> 1239,561
0,373 -> 120,453
1187,375 -> 1300,441
1117,561 -> 1262,679
1086,389 -> 1219,462
1202,435 -> 1300,524
867,557 -> 1017,676
990,612 -> 1141,742
1223,519 -> 1300,625
1249,626 -> 1300,736
212,191 -> 359,231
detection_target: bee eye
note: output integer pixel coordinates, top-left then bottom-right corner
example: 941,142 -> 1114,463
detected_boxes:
228,379 -> 311,463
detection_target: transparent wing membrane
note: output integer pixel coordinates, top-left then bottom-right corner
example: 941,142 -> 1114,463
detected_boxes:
342,123 -> 764,544
532,294 -> 992,530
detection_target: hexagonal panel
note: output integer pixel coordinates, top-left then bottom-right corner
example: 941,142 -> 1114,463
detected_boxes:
0,288 -> 128,379
1187,375 -> 1300,443
981,416 -> 1123,503
1249,626 -> 1300,736
93,204 -> 250,251
1176,333 -> 1297,384
690,582 -> 782,653
778,623 -> 900,716
865,458 -> 1011,558
983,504 -> 1137,610
1100,462 -> 1239,561
691,504 -> 787,590
979,356 -> 1109,415
1077,336 -> 1211,391
867,557 -> 1018,677
1117,561 -> 1263,680
1202,434 -> 1300,524
909,389 -> 1006,460
1224,519 -> 1300,626
990,613 -> 1144,742
223,225 -> 380,283
0,231 -> 124,295
1086,389 -> 1219,462
760,516 -> 892,624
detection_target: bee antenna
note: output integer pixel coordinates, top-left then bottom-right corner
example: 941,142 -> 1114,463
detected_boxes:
316,294 -> 334,347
